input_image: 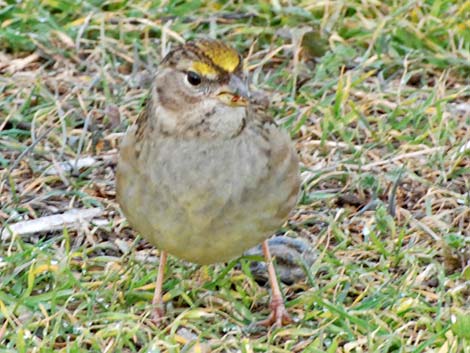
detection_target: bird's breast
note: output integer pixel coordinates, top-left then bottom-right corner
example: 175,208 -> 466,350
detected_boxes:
117,125 -> 299,264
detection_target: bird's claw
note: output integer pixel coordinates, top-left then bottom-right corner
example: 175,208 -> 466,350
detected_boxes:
256,296 -> 293,327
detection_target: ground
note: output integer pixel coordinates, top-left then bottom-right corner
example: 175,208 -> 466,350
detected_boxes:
1,1 -> 470,352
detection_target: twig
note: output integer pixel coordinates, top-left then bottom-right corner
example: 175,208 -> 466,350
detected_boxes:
348,146 -> 446,171
302,140 -> 363,151
1,208 -> 104,240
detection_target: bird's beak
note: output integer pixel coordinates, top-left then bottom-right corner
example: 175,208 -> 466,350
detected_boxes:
216,75 -> 250,107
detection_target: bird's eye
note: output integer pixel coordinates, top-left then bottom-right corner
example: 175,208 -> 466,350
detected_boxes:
186,71 -> 201,86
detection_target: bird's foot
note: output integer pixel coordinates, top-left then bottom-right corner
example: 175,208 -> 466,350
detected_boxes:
256,296 -> 292,328
150,305 -> 165,325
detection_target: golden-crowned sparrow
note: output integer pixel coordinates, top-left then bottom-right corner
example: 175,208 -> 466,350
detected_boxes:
116,39 -> 300,326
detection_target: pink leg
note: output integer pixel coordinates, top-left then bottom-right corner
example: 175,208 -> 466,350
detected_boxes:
257,240 -> 292,327
151,251 -> 167,323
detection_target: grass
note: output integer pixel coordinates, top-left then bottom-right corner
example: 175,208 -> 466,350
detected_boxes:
1,0 -> 470,352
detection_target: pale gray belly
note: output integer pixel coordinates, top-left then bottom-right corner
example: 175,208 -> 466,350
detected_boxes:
120,131 -> 297,264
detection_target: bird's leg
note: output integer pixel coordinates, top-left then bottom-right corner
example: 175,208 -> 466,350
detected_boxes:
257,240 -> 293,327
151,250 -> 167,323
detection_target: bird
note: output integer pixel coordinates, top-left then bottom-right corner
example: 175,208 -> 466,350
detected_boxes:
116,38 -> 300,327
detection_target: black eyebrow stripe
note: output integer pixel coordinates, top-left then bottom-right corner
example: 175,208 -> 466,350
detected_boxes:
162,42 -> 232,84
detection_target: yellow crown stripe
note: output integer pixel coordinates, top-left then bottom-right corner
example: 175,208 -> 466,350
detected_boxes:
195,40 -> 240,73
192,61 -> 219,77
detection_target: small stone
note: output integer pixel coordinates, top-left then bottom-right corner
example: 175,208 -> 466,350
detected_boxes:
244,236 -> 316,284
